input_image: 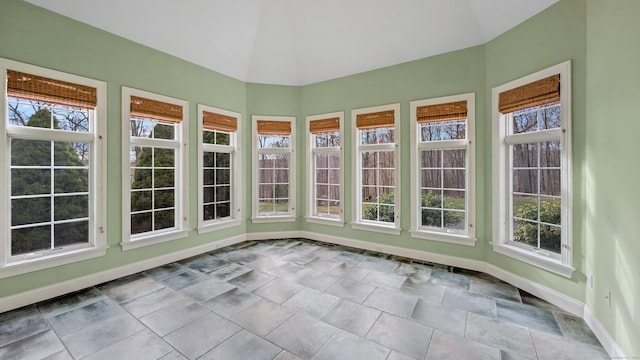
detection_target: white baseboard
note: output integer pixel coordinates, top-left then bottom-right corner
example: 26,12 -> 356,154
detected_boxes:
583,306 -> 627,359
0,230 -> 625,359
0,234 -> 246,313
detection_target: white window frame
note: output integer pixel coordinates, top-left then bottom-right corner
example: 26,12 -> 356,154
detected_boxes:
121,87 -> 189,250
351,103 -> 401,235
0,58 -> 107,278
410,93 -> 476,245
251,115 -> 296,223
306,111 -> 345,227
197,104 -> 241,233
492,61 -> 574,277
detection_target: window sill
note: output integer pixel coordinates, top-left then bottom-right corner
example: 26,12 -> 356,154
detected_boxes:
305,216 -> 345,227
492,242 -> 575,278
251,215 -> 296,224
0,246 -> 108,279
351,222 -> 401,236
198,219 -> 242,234
411,229 -> 477,246
122,229 -> 190,251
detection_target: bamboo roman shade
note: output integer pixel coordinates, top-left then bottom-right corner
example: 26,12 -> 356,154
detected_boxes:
417,101 -> 467,123
499,74 -> 560,114
356,110 -> 395,129
257,120 -> 291,135
130,96 -> 183,123
203,111 -> 237,132
7,70 -> 97,108
309,117 -> 339,134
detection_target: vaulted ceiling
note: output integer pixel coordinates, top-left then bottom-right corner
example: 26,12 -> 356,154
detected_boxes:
25,0 -> 558,86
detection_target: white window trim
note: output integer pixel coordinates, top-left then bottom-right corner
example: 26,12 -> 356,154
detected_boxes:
197,104 -> 241,234
409,93 -> 476,246
251,115 -> 296,223
305,111 -> 345,227
0,58 -> 107,278
492,60 -> 574,278
351,103 -> 401,235
121,87 -> 189,251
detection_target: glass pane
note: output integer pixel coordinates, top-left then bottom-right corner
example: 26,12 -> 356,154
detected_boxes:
512,111 -> 538,134
203,169 -> 214,186
422,209 -> 442,227
328,185 -> 340,201
216,152 -> 230,167
258,155 -> 273,169
24,108 -> 53,129
421,150 -> 441,168
380,187 -> 394,202
444,190 -> 465,210
154,189 -> 174,209
443,169 -> 465,189
259,169 -> 273,183
12,197 -> 50,226
258,135 -> 290,148
203,204 -> 215,221
420,121 -> 466,142
362,204 -> 377,221
362,151 -> 377,168
54,195 -> 88,221
12,169 -> 50,195
540,169 -> 561,196
259,184 -> 273,198
378,151 -> 394,168
7,99 -> 37,127
513,170 -> 538,194
203,187 -> 214,203
378,204 -> 395,222
379,169 -> 394,187
152,123 -> 174,140
54,221 -> 88,247
328,154 -> 340,168
513,219 -> 538,246
216,203 -> 231,218
131,190 -> 152,212
54,142 -> 89,165
154,148 -> 174,167
361,129 -> 377,145
274,184 -> 288,198
317,169 -> 329,184
54,169 -> 89,193
203,152 -> 215,167
421,169 -> 440,188
316,185 -> 328,201
377,128 -> 394,143
316,153 -> 328,168
442,149 -> 465,168
131,169 -> 152,189
329,169 -> 340,184
275,199 -> 289,212
131,213 -> 152,234
203,130 -> 215,145
541,105 -> 561,130
328,201 -> 340,215
11,139 -> 50,166
362,186 -> 377,202
444,211 -> 465,230
275,154 -> 289,168
155,210 -> 175,230
274,169 -> 288,183
12,225 -> 50,255
362,169 -> 377,186
540,141 -> 561,167
216,186 -> 230,202
216,132 -> 230,146
540,224 -> 561,253
513,143 -> 538,168
216,169 -> 230,184
154,169 -> 175,188
258,200 -> 273,214
540,197 -> 561,225
421,190 -> 443,209
513,195 -> 538,221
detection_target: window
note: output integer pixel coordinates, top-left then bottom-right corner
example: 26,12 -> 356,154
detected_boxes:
410,93 -> 475,244
198,105 -> 241,232
352,104 -> 400,234
0,58 -> 107,277
306,112 -> 344,226
252,116 -> 296,222
122,87 -> 188,250
492,61 -> 573,277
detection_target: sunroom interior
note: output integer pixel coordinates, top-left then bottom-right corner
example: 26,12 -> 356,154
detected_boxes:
0,0 -> 638,359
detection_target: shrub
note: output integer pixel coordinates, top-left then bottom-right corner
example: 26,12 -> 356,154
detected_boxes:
420,190 -> 463,228
513,199 -> 561,253
362,192 -> 395,222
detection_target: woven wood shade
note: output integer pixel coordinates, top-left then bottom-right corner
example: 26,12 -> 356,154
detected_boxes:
417,101 -> 467,123
130,96 -> 183,123
7,70 -> 97,108
203,111 -> 237,132
356,110 -> 395,129
499,74 -> 560,114
309,117 -> 339,134
257,120 -> 291,135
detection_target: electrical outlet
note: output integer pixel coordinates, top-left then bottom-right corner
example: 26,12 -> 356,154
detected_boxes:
605,289 -> 611,307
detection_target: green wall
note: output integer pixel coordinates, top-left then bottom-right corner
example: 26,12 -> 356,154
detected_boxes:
1,0 -> 637,355
0,0 -> 248,296
586,0 -> 640,356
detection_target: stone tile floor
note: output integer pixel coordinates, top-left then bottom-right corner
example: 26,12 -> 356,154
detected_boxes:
0,238 -> 610,360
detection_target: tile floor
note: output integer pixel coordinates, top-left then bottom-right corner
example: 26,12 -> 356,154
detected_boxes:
0,238 -> 610,360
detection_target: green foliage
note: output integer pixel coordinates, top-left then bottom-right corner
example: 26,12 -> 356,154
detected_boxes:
362,192 -> 395,222
513,199 -> 561,253
420,191 -> 464,228
11,109 -> 88,255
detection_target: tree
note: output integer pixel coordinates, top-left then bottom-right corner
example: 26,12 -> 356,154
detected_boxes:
11,108 -> 88,255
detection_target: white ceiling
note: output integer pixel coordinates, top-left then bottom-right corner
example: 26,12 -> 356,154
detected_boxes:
25,0 -> 558,86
